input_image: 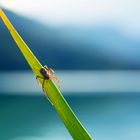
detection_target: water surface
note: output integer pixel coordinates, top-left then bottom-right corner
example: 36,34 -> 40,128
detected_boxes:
0,94 -> 140,140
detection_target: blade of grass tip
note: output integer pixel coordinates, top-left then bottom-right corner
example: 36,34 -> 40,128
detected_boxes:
0,8 -> 93,140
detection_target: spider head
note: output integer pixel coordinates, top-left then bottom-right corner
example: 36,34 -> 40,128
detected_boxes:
40,68 -> 46,75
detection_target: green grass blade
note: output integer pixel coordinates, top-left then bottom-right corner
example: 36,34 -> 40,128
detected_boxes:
0,8 -> 93,140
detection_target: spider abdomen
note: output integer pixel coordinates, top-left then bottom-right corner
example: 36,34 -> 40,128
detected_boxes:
40,68 -> 49,80
44,74 -> 49,80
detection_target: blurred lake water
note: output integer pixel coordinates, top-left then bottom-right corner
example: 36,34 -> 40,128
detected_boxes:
1,71 -> 140,94
0,71 -> 140,140
0,94 -> 140,140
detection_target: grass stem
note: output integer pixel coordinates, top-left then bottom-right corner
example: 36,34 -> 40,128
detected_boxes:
0,8 -> 93,140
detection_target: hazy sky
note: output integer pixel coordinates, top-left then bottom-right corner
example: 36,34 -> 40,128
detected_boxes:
0,0 -> 140,35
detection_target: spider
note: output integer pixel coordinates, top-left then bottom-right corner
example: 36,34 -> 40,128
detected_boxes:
34,65 -> 60,98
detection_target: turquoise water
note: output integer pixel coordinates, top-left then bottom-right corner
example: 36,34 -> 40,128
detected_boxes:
0,93 -> 140,140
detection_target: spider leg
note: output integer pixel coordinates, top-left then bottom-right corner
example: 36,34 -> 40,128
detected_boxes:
50,76 -> 60,89
36,76 -> 43,85
42,79 -> 53,105
43,66 -> 50,75
43,66 -> 55,77
43,89 -> 53,105
44,65 -> 48,69
49,68 -> 55,77
42,78 -> 45,91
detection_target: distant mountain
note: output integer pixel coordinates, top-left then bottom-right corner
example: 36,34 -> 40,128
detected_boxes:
0,9 -> 140,71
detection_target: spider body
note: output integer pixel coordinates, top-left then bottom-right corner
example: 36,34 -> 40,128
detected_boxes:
34,66 -> 60,100
40,68 -> 49,80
